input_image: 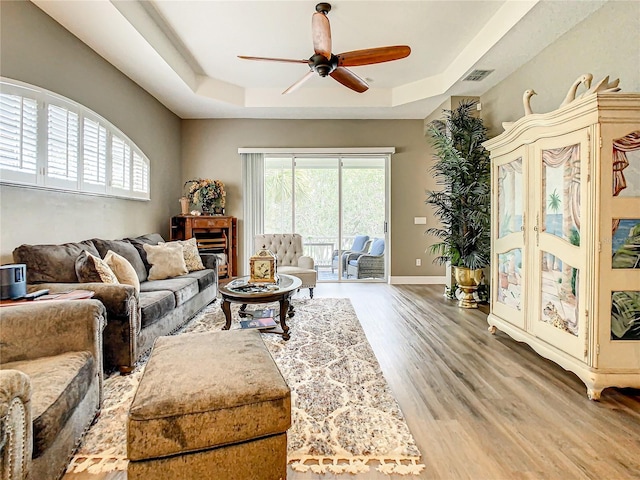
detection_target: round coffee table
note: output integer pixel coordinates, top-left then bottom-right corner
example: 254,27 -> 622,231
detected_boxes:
218,274 -> 302,340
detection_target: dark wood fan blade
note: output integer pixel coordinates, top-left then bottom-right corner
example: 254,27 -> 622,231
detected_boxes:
312,11 -> 331,60
238,55 -> 310,64
337,46 -> 411,67
282,70 -> 315,95
330,67 -> 368,93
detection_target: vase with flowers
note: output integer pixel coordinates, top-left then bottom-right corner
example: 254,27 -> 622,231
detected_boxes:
184,178 -> 226,215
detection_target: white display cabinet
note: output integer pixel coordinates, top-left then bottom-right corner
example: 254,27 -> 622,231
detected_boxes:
484,93 -> 640,399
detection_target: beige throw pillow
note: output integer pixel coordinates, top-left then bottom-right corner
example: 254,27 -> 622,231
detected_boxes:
143,243 -> 188,281
75,251 -> 120,284
166,238 -> 205,272
104,250 -> 140,293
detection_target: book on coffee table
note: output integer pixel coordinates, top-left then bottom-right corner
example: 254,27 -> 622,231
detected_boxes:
239,317 -> 277,330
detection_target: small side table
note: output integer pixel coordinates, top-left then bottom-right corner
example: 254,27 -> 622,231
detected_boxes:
0,290 -> 95,307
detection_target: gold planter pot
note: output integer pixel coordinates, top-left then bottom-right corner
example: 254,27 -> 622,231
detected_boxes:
453,266 -> 484,309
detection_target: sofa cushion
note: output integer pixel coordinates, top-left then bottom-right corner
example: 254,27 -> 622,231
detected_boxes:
369,238 -> 385,256
139,290 -> 176,329
13,240 -> 100,284
277,266 -> 316,288
1,351 -> 94,458
92,238 -> 148,283
75,251 -> 120,284
182,269 -> 217,291
143,243 -> 188,281
140,276 -> 199,307
104,250 -> 141,293
126,234 -> 165,275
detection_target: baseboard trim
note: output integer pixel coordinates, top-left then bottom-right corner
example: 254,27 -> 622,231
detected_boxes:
389,276 -> 447,285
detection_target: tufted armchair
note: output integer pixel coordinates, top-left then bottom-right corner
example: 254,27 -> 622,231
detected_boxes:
346,238 -> 385,279
254,233 -> 317,298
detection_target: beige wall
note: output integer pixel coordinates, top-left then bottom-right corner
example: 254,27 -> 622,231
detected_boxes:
481,0 -> 640,137
181,119 -> 442,277
0,0 -> 182,263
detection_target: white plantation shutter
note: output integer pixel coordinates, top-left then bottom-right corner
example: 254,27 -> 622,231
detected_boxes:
47,104 -> 78,187
1,78 -> 149,200
0,93 -> 38,183
111,135 -> 131,191
82,117 -> 107,189
132,151 -> 149,195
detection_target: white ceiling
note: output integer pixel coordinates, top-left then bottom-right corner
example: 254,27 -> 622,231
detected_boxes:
32,0 -> 607,120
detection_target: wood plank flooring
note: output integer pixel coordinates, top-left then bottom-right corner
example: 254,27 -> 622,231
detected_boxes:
64,283 -> 640,480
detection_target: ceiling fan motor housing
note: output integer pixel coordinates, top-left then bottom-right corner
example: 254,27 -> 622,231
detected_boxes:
310,54 -> 338,77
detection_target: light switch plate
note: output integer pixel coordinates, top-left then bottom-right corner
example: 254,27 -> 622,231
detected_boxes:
414,217 -> 427,225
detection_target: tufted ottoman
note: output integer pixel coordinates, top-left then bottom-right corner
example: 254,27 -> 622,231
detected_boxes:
127,329 -> 291,480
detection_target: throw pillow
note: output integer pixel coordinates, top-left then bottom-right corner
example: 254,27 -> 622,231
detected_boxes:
75,251 -> 120,284
143,243 -> 188,281
166,238 -> 205,272
104,250 -> 140,293
126,233 -> 165,279
91,238 -> 147,283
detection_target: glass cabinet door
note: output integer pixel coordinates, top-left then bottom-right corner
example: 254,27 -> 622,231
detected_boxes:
530,130 -> 589,359
492,149 -> 526,329
597,127 -> 640,369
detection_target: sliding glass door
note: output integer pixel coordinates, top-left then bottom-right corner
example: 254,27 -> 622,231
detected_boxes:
264,154 -> 388,282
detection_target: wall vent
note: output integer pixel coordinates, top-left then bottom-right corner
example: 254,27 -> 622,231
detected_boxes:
463,69 -> 494,82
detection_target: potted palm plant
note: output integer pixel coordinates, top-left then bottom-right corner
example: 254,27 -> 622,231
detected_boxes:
425,99 -> 491,308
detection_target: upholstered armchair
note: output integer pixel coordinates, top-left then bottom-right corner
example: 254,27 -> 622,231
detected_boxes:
0,300 -> 106,480
331,235 -> 370,275
346,238 -> 385,279
254,233 -> 317,298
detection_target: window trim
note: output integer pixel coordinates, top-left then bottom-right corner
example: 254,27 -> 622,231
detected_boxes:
0,78 -> 150,201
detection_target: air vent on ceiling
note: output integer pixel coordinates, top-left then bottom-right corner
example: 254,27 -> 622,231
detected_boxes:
463,69 -> 494,82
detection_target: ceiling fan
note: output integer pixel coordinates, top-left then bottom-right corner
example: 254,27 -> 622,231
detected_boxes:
238,2 -> 411,94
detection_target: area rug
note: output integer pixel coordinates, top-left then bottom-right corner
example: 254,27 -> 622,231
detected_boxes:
67,298 -> 425,476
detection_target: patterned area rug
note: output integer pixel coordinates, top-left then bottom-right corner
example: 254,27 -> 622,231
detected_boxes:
68,298 -> 425,475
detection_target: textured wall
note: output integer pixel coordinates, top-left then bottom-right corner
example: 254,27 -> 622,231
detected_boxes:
0,0 -> 181,263
181,119 -> 440,277
481,0 -> 640,137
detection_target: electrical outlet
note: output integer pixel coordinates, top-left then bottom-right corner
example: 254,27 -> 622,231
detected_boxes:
416,258 -> 421,266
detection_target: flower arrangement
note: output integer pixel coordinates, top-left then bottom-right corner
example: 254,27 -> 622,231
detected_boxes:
184,178 -> 226,213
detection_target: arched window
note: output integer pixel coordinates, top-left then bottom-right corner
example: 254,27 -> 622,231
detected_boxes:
0,78 -> 150,200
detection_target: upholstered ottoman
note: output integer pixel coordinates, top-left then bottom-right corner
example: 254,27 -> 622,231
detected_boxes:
127,330 -> 291,480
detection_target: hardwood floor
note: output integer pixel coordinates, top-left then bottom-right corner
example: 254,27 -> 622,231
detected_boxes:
64,283 -> 640,480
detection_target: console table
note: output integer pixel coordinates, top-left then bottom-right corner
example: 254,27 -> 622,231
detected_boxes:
170,215 -> 238,281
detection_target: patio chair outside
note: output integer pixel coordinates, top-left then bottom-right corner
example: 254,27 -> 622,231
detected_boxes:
346,238 -> 385,279
331,235 -> 370,274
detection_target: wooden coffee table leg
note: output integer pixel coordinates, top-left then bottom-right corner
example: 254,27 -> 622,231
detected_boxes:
221,299 -> 232,330
238,303 -> 249,317
279,298 -> 290,341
